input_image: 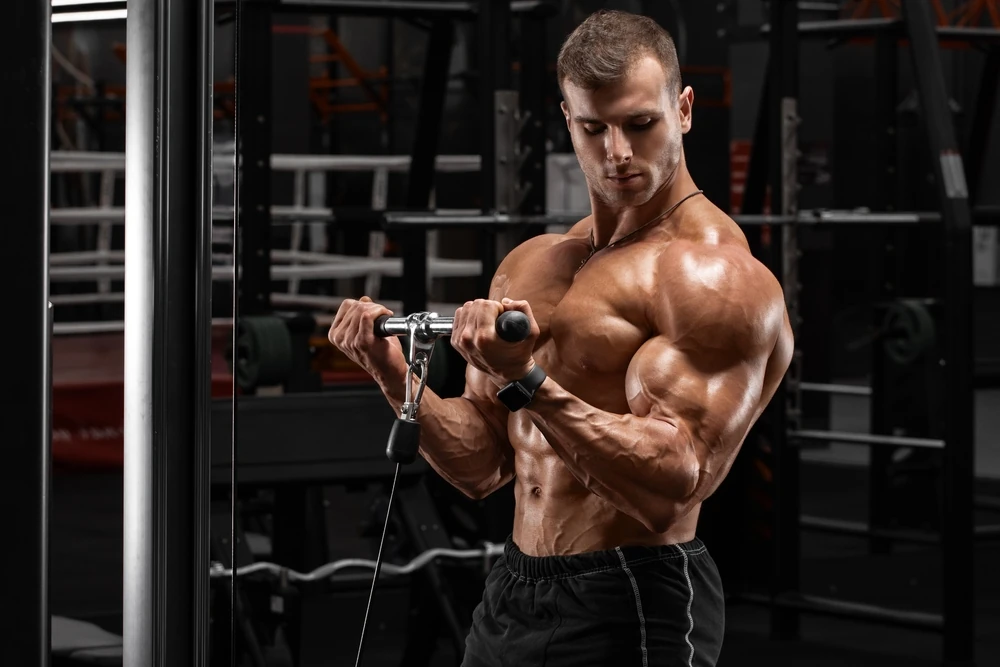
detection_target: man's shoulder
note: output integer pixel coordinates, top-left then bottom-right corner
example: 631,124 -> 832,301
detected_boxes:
499,226 -> 584,268
655,238 -> 785,350
662,229 -> 772,276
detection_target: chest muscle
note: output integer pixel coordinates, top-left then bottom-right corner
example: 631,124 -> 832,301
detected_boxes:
505,256 -> 652,406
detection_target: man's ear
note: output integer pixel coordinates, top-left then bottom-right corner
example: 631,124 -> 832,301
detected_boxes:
560,101 -> 571,130
678,86 -> 694,134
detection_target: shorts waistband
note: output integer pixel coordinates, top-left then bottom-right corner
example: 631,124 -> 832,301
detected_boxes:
502,535 -> 707,580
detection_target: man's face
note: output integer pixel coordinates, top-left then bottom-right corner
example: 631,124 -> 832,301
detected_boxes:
561,55 -> 692,208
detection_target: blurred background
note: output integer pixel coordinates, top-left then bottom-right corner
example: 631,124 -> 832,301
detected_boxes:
20,0 -> 1000,665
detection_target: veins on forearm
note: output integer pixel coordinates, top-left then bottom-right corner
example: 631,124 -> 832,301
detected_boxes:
525,378 -> 698,529
381,375 -> 510,497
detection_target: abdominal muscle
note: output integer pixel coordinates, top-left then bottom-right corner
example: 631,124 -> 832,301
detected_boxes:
507,414 -> 700,557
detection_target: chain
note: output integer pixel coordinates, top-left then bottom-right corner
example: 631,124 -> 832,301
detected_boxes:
577,189 -> 704,273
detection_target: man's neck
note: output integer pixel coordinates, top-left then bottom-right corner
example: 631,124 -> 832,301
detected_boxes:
589,167 -> 698,249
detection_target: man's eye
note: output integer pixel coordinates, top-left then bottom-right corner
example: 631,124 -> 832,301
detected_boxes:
630,119 -> 655,131
583,125 -> 605,135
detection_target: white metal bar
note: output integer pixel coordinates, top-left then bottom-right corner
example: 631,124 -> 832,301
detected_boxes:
50,292 -> 125,306
269,153 -> 481,172
271,292 -> 460,316
52,205 -> 490,225
51,207 -> 126,224
52,299 -> 461,336
50,150 -> 482,174
50,250 -> 125,264
288,169 -> 306,295
798,382 -> 873,396
789,429 -> 945,449
97,169 -> 115,294
54,320 -> 126,335
52,9 -> 128,24
53,316 -> 234,336
366,166 -> 389,299
271,250 -> 364,264
50,257 -> 483,282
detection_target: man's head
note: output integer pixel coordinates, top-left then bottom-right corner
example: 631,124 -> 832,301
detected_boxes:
557,10 -> 693,207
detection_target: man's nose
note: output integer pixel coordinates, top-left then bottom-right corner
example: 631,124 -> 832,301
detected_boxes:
606,128 -> 632,166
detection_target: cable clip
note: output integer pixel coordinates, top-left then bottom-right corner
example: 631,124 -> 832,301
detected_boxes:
400,312 -> 440,422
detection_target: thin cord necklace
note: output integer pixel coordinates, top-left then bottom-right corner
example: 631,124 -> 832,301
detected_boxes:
577,188 -> 704,273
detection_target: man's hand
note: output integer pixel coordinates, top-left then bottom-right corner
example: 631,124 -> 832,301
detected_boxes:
328,297 -> 408,386
451,298 -> 539,386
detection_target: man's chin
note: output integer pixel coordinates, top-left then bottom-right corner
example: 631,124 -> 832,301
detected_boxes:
601,186 -> 652,207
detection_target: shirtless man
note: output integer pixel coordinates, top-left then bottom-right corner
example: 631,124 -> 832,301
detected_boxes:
329,9 -> 793,667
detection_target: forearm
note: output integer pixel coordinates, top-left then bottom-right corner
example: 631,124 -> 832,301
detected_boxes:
525,377 -> 699,532
377,370 -> 511,499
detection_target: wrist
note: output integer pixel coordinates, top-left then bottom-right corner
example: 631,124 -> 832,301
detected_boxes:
496,362 -> 547,412
497,359 -> 536,386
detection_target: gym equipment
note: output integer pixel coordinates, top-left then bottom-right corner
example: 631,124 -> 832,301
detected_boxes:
730,2 -> 983,661
210,542 -> 504,581
882,299 -> 938,366
789,429 -> 945,449
351,309 -> 529,665
373,310 -> 529,463
234,315 -> 294,392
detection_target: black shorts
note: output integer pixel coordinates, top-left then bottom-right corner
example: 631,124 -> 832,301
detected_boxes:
462,536 -> 725,667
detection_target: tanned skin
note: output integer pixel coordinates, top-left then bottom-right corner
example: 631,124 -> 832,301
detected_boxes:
329,55 -> 794,557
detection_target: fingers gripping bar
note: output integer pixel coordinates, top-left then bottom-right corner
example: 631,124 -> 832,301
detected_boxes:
372,310 -> 530,466
354,310 -> 531,667
373,310 -> 531,342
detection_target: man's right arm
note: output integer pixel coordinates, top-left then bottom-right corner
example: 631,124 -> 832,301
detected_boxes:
331,238 -> 554,499
378,362 -> 515,500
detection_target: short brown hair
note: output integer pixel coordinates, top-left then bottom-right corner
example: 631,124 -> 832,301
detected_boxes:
557,10 -> 681,97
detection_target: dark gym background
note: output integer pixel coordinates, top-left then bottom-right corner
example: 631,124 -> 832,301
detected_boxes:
4,0 -> 999,666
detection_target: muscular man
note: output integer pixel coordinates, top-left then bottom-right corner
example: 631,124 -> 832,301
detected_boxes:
330,9 -> 793,667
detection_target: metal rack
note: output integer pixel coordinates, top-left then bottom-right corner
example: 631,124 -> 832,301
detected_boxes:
232,0 -> 555,318
735,2 -> 992,662
215,3 -> 557,663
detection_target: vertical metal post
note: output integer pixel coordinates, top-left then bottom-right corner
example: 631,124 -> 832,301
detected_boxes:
1,1 -> 51,663
900,3 -> 975,663
742,69 -> 770,215
518,11 -> 546,217
124,0 -> 210,664
402,19 -> 454,315
966,47 -> 999,205
478,0 -> 511,294
768,0 -> 801,642
238,2 -> 273,316
867,31 -> 899,556
873,34 -> 899,214
195,0 -> 216,661
479,0 -> 504,214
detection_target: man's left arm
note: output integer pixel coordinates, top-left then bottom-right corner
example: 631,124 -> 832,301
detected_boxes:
522,261 -> 790,533
523,333 -> 767,532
